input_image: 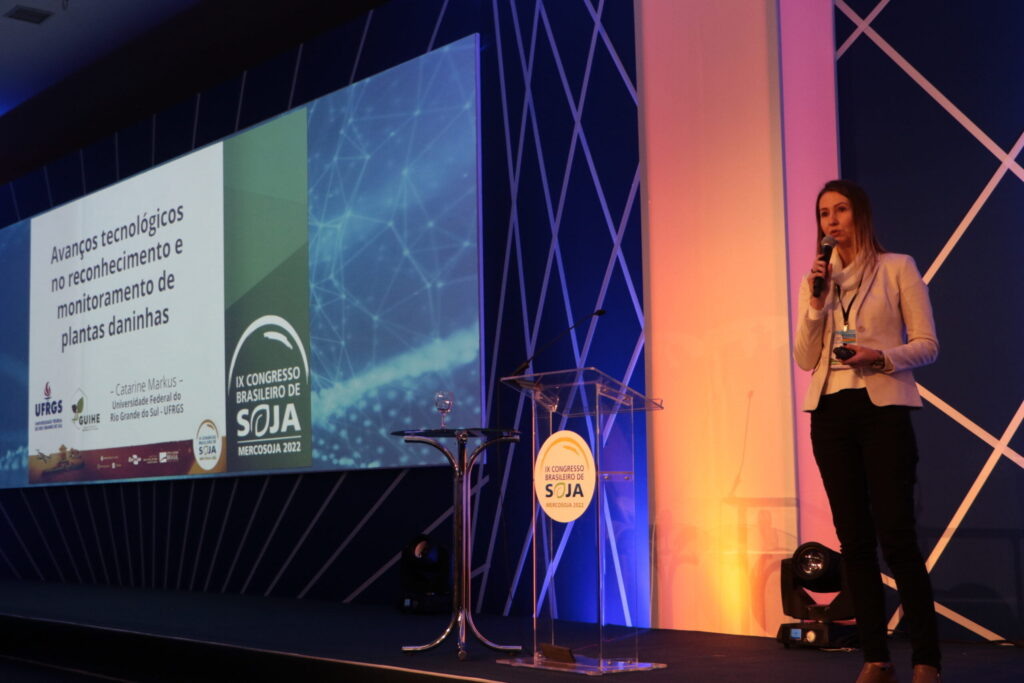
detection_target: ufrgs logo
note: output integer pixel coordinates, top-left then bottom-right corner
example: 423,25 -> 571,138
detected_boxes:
34,382 -> 63,417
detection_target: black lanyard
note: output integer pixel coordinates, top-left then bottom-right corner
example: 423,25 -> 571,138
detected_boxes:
835,284 -> 857,331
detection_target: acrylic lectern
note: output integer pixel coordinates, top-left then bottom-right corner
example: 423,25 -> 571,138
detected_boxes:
498,367 -> 665,675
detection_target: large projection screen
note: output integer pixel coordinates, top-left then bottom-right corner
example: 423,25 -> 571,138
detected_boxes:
0,35 -> 481,488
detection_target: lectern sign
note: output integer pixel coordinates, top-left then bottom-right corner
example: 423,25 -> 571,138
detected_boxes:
534,430 -> 596,523
502,369 -> 665,673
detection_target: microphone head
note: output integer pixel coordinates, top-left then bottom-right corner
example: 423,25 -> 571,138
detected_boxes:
594,309 -> 607,316
820,235 -> 837,248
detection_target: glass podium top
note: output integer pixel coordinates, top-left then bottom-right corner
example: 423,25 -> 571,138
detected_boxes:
500,367 -> 663,418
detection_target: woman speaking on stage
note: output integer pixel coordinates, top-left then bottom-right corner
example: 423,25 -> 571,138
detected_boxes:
794,180 -> 941,683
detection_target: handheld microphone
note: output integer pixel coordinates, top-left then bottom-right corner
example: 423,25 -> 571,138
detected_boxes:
812,235 -> 837,298
509,309 -> 607,377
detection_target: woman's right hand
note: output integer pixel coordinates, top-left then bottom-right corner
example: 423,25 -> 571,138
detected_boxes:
806,255 -> 831,310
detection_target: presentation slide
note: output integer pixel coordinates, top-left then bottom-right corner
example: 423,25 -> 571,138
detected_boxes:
0,34 -> 481,488
28,145 -> 226,483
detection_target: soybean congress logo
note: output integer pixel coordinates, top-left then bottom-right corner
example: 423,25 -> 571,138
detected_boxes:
227,315 -> 310,460
534,430 -> 596,523
193,419 -> 221,471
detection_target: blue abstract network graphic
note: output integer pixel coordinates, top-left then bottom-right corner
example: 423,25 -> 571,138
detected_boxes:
306,36 -> 481,469
0,221 -> 29,488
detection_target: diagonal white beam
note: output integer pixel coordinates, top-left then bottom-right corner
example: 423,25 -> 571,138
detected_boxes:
119,487 -> 134,586
504,503 -> 536,616
83,486 -> 110,585
882,395 -> 1024,633
476,403 -> 527,612
264,473 -> 346,596
242,475 -> 303,594
65,486 -> 96,583
835,0 -> 1024,183
344,475 -> 488,603
508,0 -> 557,359
536,518 -> 575,615
344,502 -> 452,604
919,384 -> 1024,471
348,11 -> 373,85
881,573 -> 1006,641
588,167 -> 644,336
602,482 -> 632,626
537,1 -> 644,330
189,480 -> 217,590
0,500 -> 41,579
923,128 -> 1024,283
933,599 -> 1005,642
20,490 -> 65,582
220,476 -> 268,592
581,0 -> 637,104
203,477 -> 239,592
836,0 -> 890,58
924,398 -> 1024,573
301,470 -> 405,599
103,486 -> 123,585
426,0 -> 450,52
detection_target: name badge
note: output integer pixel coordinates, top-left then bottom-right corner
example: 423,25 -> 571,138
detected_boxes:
831,329 -> 857,369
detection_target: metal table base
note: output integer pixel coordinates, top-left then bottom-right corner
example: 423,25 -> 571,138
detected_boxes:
393,428 -> 522,660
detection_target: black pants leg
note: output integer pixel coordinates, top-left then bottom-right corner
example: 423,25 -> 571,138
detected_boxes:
810,389 -> 940,669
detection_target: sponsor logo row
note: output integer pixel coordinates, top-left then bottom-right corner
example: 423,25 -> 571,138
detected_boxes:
33,382 -> 101,432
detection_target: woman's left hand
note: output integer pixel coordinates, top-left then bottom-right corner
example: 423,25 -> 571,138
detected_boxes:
837,344 -> 884,368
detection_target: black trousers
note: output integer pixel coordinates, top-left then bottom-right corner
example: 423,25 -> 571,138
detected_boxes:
810,388 -> 940,669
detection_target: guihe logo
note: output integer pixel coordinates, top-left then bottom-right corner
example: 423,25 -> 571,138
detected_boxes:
71,389 -> 101,429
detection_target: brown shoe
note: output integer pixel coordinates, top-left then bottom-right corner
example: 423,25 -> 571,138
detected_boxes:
911,665 -> 941,682
856,662 -> 899,683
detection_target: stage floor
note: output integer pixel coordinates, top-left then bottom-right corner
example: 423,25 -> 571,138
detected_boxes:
0,581 -> 1019,682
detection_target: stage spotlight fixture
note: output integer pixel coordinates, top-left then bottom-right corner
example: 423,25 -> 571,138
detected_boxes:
776,542 -> 857,649
398,534 -> 450,614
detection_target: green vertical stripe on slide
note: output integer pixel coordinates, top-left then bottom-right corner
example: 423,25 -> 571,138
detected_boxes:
223,109 -> 312,472
223,109 -> 308,308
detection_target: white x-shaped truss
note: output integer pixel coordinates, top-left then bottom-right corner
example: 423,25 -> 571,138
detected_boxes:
837,0 -> 1023,642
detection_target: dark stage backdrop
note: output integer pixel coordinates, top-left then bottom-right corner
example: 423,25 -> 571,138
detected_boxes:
0,0 -> 646,621
834,0 -> 1024,641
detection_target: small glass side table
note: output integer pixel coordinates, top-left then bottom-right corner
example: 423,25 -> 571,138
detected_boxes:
391,427 -> 522,660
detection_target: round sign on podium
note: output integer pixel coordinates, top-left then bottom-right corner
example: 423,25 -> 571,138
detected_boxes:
533,430 -> 596,523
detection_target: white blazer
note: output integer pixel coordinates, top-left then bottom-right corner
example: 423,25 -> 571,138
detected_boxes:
794,252 -> 938,411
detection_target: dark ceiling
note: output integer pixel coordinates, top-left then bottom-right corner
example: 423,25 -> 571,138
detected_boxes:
0,0 -> 388,185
